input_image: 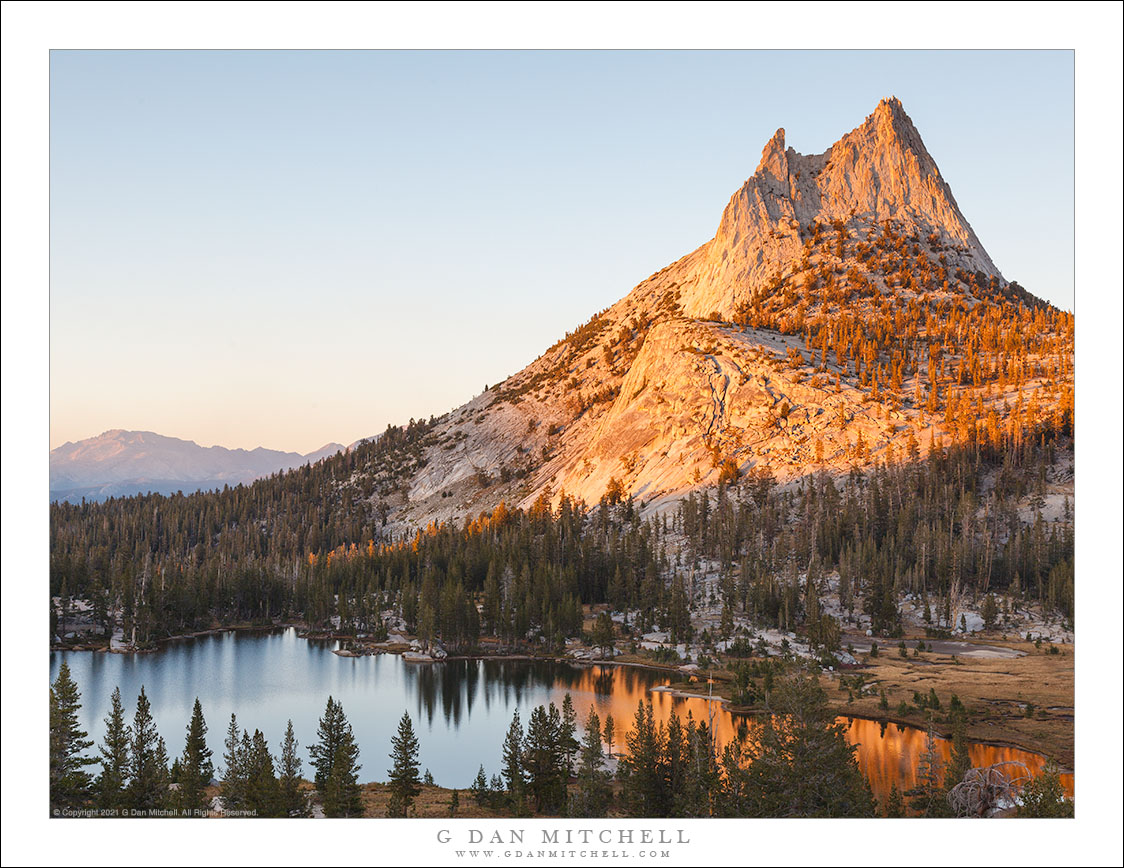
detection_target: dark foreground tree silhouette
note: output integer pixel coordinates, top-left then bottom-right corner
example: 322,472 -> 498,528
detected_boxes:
49,661 -> 96,811
619,700 -> 667,816
522,703 -> 566,814
173,698 -> 213,814
570,707 -> 610,817
720,673 -> 875,817
127,686 -> 170,812
386,711 -> 421,817
309,697 -> 363,817
278,719 -> 308,817
96,687 -> 130,810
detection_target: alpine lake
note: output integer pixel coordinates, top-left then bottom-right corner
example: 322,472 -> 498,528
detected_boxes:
50,627 -> 1073,805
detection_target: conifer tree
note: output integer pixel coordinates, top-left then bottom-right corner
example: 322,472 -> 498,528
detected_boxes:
220,713 -> 246,811
559,693 -> 579,777
523,704 -> 565,814
678,716 -> 719,817
725,674 -> 874,817
308,696 -> 355,794
96,686 -> 131,810
243,729 -> 281,817
620,700 -> 667,816
174,698 -> 213,815
471,764 -> 489,806
664,712 -> 687,810
943,715 -> 972,794
386,711 -> 420,818
49,661 -> 96,811
278,719 -> 307,817
308,698 -> 362,818
571,707 -> 610,817
501,709 -> 526,811
323,735 -> 363,817
592,612 -> 615,659
885,783 -> 905,817
126,686 -> 168,811
909,718 -> 948,817
603,714 -> 615,758
154,736 -> 172,804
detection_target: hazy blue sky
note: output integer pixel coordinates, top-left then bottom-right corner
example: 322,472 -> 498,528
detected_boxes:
50,50 -> 1075,453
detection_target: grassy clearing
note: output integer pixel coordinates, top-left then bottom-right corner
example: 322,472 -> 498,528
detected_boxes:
360,782 -> 512,819
825,638 -> 1074,767
649,636 -> 1074,768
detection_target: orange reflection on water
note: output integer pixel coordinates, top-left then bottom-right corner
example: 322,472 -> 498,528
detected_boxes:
842,717 -> 1075,803
544,664 -> 1073,807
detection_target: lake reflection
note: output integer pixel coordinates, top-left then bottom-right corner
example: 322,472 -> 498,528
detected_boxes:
50,628 -> 1071,803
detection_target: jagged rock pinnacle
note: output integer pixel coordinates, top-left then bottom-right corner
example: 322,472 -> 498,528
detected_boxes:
681,97 -> 1002,318
755,127 -> 789,192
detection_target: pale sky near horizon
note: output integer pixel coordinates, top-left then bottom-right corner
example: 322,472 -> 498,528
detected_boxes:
50,49 -> 1075,454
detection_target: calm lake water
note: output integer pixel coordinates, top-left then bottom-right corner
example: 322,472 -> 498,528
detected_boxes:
50,628 -> 1072,803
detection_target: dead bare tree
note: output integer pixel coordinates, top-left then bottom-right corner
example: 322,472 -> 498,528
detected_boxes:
946,761 -> 1031,817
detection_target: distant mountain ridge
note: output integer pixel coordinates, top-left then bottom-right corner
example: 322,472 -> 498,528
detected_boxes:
49,429 -> 344,502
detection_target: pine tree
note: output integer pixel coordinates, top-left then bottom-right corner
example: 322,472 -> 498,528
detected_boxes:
126,686 -> 168,811
885,783 -> 905,817
726,674 -> 875,817
220,713 -> 246,811
664,712 -> 687,812
620,700 -> 667,816
603,714 -> 615,758
308,695 -> 357,798
523,704 -> 565,814
591,612 -> 615,659
49,661 -> 96,811
323,734 -> 363,817
386,711 -> 420,818
174,698 -> 213,815
909,718 -> 948,817
678,716 -> 719,818
471,764 -> 489,806
153,735 -> 172,807
244,729 -> 281,817
571,707 -> 610,817
981,593 -> 1000,630
943,715 -> 972,793
310,698 -> 362,818
559,693 -> 579,777
96,686 -> 131,810
501,708 -> 526,811
278,719 -> 307,817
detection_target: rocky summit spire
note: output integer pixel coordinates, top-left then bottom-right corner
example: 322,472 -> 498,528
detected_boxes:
680,96 -> 1002,318
755,127 -> 789,194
